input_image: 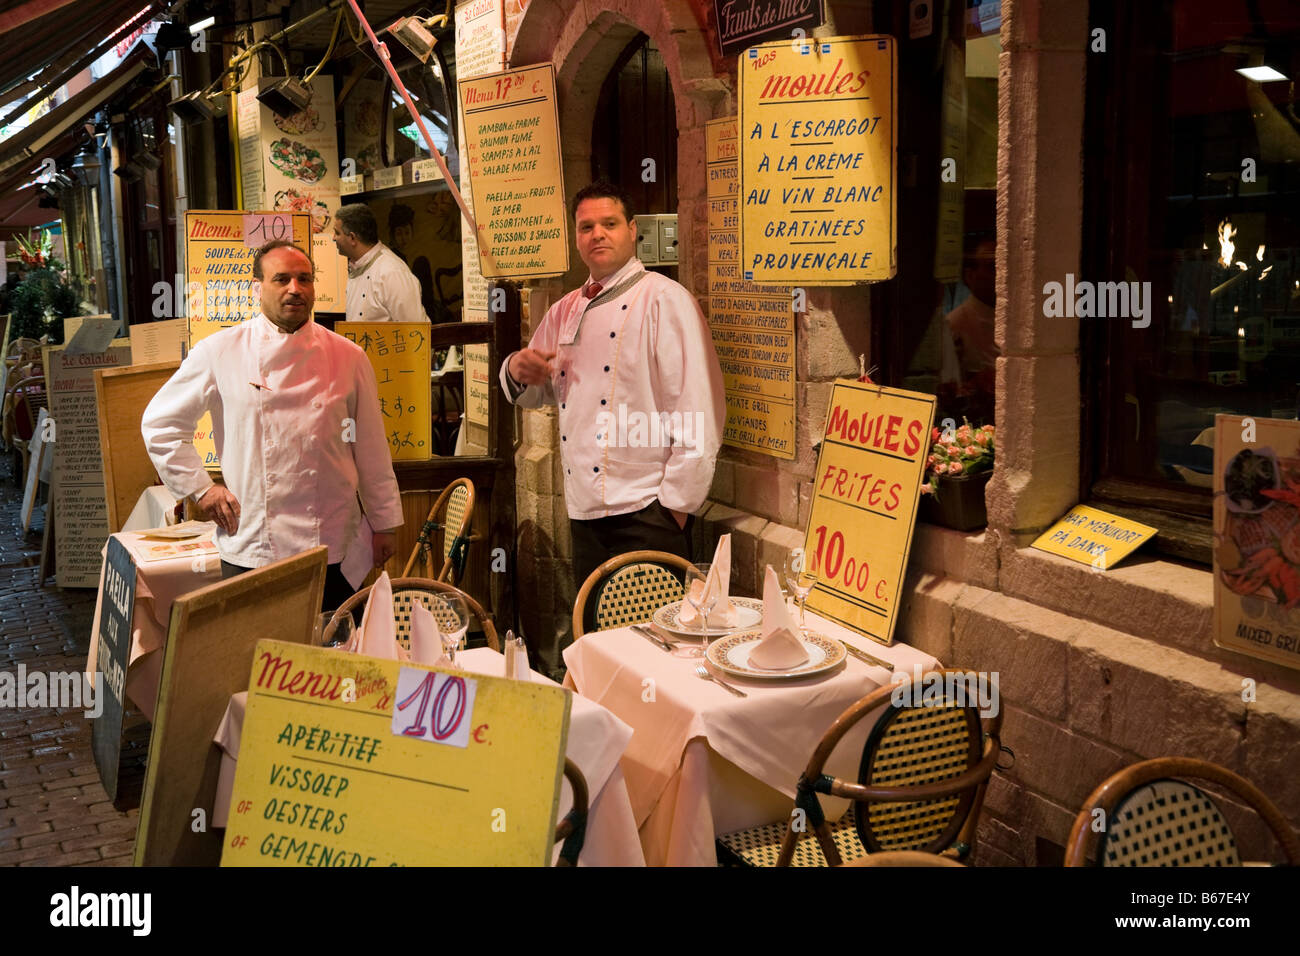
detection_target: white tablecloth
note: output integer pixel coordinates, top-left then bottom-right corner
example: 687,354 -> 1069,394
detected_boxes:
210,647 -> 645,867
562,610 -> 941,866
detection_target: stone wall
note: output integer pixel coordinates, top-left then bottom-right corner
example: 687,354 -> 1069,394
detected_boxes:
503,0 -> 1300,863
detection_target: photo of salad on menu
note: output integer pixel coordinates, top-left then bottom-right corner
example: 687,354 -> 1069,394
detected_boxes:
269,138 -> 327,183
1214,414 -> 1300,671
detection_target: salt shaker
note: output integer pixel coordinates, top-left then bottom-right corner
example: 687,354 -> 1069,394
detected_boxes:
504,629 -> 517,679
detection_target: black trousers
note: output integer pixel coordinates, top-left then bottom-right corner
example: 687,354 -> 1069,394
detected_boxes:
570,500 -> 695,600
221,560 -> 356,616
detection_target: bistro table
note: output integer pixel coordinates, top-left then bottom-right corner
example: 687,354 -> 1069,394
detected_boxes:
84,521 -> 221,721
210,646 -> 646,867
563,609 -> 940,867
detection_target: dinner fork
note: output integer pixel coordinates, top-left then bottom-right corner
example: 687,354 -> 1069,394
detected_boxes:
695,664 -> 747,698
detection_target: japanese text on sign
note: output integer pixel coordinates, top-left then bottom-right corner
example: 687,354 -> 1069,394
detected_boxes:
458,63 -> 568,278
803,381 -> 934,644
707,117 -> 795,459
739,36 -> 897,285
337,322 -> 432,460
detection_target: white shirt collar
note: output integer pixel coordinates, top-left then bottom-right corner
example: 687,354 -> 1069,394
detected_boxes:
349,242 -> 385,277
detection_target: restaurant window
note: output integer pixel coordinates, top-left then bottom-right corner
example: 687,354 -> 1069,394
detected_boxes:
877,0 -> 1001,433
1082,0 -> 1300,562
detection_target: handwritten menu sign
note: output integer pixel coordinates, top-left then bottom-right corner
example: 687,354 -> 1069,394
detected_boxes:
713,0 -> 826,56
803,380 -> 934,644
706,117 -> 795,459
1213,415 -> 1300,671
458,63 -> 568,279
43,342 -> 133,588
739,36 -> 897,285
185,209 -> 310,469
90,537 -> 135,802
336,322 -> 432,460
1032,504 -> 1157,571
221,640 -> 571,866
456,0 -> 507,452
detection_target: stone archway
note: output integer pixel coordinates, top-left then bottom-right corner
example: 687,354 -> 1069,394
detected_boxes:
503,0 -> 727,671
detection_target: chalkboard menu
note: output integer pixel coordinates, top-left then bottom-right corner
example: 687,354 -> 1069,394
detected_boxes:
90,537 -> 136,802
706,117 -> 796,459
457,63 -> 568,279
713,0 -> 826,57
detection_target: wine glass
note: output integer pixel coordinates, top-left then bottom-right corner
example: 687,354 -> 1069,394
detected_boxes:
430,593 -> 469,667
313,611 -> 355,649
784,548 -> 819,635
673,563 -> 717,660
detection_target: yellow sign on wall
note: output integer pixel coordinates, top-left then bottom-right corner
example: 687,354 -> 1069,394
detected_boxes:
803,380 -> 934,644
184,210 -> 311,469
1213,415 -> 1300,671
706,116 -> 796,460
221,640 -> 570,866
738,35 -> 897,285
336,322 -> 433,460
458,63 -> 568,279
1031,504 -> 1157,571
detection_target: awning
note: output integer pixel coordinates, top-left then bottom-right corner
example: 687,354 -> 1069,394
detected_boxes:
0,43 -> 154,179
0,0 -> 165,102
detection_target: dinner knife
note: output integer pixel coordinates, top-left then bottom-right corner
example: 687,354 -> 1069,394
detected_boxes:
631,624 -> 672,652
840,641 -> 895,671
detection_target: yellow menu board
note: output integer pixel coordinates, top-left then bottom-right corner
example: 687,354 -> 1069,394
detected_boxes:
706,116 -> 795,459
458,63 -> 568,278
1031,504 -> 1157,570
1213,415 -> 1300,670
221,640 -> 571,866
803,380 -> 934,644
336,322 -> 433,461
185,209 -> 311,469
738,35 -> 897,285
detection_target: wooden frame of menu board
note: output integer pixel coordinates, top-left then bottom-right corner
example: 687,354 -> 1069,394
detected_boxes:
94,362 -> 180,534
132,547 -> 327,867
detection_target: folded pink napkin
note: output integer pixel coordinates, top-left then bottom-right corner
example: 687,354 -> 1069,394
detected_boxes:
408,598 -> 450,667
677,534 -> 739,628
355,571 -> 402,660
748,565 -> 809,670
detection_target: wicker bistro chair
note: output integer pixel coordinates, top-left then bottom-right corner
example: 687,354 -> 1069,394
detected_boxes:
555,759 -> 589,867
323,577 -> 500,652
572,549 -> 695,639
401,479 -> 476,584
717,668 -> 1003,866
1065,757 -> 1300,867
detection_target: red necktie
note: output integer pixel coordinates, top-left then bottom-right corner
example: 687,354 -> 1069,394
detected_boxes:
583,282 -> 603,299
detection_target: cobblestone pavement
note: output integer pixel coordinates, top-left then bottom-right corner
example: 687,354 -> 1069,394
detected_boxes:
0,452 -> 148,866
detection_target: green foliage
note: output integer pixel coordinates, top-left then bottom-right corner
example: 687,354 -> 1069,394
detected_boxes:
6,260 -> 81,343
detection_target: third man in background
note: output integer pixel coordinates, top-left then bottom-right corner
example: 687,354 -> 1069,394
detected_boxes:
333,204 -> 427,323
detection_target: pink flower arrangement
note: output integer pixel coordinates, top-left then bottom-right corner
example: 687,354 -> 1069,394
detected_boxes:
922,421 -> 995,497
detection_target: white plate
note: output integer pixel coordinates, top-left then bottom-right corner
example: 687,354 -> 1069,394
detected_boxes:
653,597 -> 764,637
706,630 -> 846,680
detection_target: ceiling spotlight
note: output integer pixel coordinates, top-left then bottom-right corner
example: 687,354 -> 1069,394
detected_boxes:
155,19 -> 193,51
387,16 -> 439,64
134,150 -> 163,172
114,160 -> 144,182
170,89 -> 214,124
257,76 -> 312,117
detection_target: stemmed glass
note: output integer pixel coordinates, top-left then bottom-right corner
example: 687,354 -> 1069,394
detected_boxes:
673,563 -> 717,659
784,548 -> 819,636
431,593 -> 469,667
313,611 -> 355,649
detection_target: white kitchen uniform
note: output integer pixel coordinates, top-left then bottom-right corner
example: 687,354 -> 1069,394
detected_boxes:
500,257 -> 725,520
345,242 -> 426,323
142,312 -> 404,581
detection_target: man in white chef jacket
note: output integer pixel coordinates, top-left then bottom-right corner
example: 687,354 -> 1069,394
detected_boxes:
333,203 -> 427,323
142,240 -> 404,613
500,180 -> 725,596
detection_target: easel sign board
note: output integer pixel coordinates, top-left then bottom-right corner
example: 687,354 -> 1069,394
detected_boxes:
802,379 -> 935,645
1213,414 -> 1300,670
1031,504 -> 1157,571
221,641 -> 571,866
335,322 -> 433,461
133,547 -> 327,866
93,361 -> 181,534
90,537 -> 136,804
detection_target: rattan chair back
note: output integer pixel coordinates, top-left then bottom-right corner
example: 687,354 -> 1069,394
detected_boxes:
324,576 -> 500,652
1065,757 -> 1300,866
571,549 -> 693,639
401,478 -> 476,583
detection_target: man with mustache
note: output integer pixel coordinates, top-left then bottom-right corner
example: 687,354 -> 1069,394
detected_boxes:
142,240 -> 404,613
500,180 -> 725,602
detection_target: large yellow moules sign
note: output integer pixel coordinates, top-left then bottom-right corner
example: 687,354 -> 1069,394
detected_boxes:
221,641 -> 570,866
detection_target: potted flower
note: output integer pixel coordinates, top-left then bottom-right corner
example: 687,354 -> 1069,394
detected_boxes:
919,421 -> 995,531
